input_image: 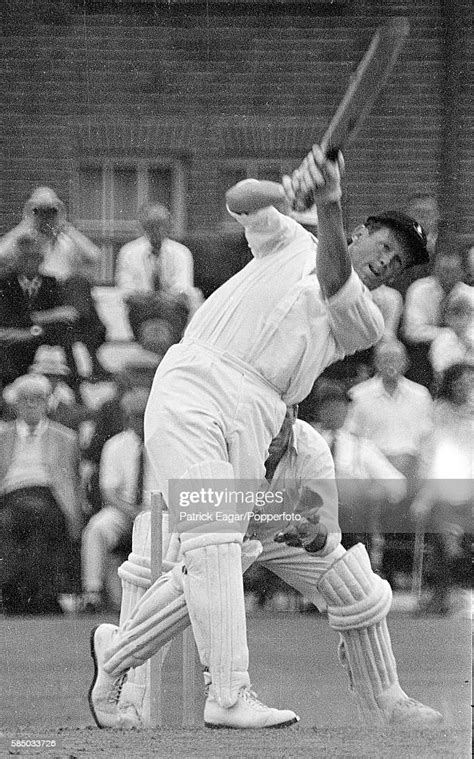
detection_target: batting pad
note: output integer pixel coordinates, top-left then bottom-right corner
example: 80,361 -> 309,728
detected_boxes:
317,543 -> 405,724
116,552 -> 172,723
317,542 -> 392,631
181,534 -> 250,708
104,563 -> 184,676
119,538 -> 263,656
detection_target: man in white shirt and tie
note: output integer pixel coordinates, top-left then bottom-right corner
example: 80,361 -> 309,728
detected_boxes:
115,203 -> 202,344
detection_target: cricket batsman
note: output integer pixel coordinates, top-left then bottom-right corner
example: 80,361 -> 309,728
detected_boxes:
88,145 -> 438,729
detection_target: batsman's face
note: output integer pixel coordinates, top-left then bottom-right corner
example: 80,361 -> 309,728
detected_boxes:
348,226 -> 408,290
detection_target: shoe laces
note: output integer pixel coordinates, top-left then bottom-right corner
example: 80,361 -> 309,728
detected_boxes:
238,687 -> 269,711
107,673 -> 127,705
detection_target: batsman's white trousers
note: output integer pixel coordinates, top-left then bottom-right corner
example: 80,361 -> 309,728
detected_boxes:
145,339 -> 286,530
255,532 -> 344,610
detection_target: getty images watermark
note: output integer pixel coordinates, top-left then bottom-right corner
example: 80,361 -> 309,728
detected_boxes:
168,479 -> 307,531
167,477 -> 472,535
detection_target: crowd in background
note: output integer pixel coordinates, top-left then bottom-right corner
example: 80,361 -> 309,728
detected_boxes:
0,187 -> 472,618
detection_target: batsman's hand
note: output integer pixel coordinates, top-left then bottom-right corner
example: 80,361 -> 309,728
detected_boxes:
282,145 -> 344,213
274,508 -> 328,553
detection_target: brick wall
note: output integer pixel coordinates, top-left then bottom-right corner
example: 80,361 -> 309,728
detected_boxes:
2,0 -> 472,282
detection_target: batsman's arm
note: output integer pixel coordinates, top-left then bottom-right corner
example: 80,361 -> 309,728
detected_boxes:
283,145 -> 351,299
225,179 -> 290,215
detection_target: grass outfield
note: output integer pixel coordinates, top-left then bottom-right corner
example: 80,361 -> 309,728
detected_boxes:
1,610 -> 471,758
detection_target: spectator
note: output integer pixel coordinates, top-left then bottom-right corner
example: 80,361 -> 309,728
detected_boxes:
29,345 -> 92,433
371,284 -> 403,339
410,363 -> 473,614
81,388 -> 152,613
0,186 -> 110,383
403,245 -> 469,389
116,202 -> 202,344
82,362 -> 157,514
311,380 -> 406,564
0,375 -> 85,614
429,288 -> 474,385
346,340 -> 433,483
0,233 -> 80,390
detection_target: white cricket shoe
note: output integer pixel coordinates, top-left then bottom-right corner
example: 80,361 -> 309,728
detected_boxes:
204,686 -> 300,729
88,624 -> 130,729
388,697 -> 443,726
116,701 -> 143,730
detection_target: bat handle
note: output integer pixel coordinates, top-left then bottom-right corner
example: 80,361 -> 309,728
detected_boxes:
291,145 -> 341,211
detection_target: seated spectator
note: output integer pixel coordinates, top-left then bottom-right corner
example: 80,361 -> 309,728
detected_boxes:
0,233 -> 80,391
81,388 -> 152,612
115,202 -> 202,343
403,243 -> 470,389
410,363 -> 473,615
0,375 -> 85,614
429,288 -> 474,386
346,340 -> 433,483
0,187 -> 111,383
82,362 -> 156,514
311,380 -> 406,567
138,317 -> 179,360
28,345 -> 92,432
371,284 -> 403,338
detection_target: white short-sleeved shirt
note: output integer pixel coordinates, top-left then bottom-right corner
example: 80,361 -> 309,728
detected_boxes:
430,329 -> 474,375
347,376 -> 433,457
116,235 -> 194,295
185,207 -> 384,404
404,277 -> 471,345
100,429 -> 156,510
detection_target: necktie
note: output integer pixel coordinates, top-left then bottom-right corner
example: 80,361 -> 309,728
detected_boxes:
330,432 -> 338,468
151,249 -> 161,291
135,445 -> 145,506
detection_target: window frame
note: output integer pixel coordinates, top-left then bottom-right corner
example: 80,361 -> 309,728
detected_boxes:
70,157 -> 187,283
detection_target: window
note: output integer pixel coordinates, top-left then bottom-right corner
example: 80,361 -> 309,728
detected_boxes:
220,158 -> 298,225
72,159 -> 186,283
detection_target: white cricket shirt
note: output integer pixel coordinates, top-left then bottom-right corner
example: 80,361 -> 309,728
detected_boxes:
185,206 -> 384,404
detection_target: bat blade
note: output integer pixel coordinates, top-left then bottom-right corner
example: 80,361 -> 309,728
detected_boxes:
321,17 -> 410,157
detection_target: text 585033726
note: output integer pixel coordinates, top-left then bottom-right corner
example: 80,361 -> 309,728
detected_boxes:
0,736 -> 62,752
